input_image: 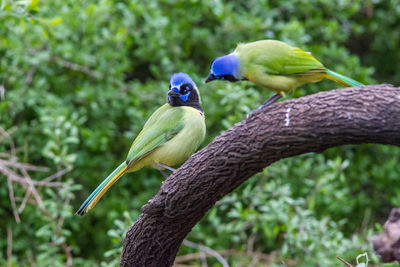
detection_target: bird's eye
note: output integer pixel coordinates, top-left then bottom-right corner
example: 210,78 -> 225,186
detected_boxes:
180,84 -> 192,94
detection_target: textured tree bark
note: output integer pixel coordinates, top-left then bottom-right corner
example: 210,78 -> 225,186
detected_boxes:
372,208 -> 400,263
120,84 -> 400,267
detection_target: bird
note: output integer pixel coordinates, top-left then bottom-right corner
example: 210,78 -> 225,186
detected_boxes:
76,73 -> 206,215
205,39 -> 364,109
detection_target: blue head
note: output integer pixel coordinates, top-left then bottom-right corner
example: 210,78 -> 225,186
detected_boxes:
205,53 -> 240,83
168,73 -> 202,111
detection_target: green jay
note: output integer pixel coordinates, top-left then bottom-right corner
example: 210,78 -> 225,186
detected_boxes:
206,39 -> 363,108
77,73 -> 206,215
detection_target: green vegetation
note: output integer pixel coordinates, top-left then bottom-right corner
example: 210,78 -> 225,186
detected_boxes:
1,0 -> 399,266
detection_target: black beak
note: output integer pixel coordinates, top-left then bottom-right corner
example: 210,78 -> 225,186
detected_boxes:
205,74 -> 216,83
168,90 -> 180,97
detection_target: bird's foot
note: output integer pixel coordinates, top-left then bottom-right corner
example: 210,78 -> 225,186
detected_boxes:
157,162 -> 176,172
260,93 -> 282,109
246,93 -> 282,119
157,162 -> 176,178
246,109 -> 259,119
159,169 -> 169,178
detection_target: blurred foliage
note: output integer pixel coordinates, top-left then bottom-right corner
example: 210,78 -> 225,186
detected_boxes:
0,0 -> 399,266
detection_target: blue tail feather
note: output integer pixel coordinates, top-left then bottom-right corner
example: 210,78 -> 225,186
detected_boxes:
76,162 -> 127,216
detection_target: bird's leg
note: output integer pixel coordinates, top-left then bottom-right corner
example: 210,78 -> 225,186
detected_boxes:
157,162 -> 177,172
157,163 -> 176,179
247,93 -> 282,118
159,169 -> 169,178
259,93 -> 282,109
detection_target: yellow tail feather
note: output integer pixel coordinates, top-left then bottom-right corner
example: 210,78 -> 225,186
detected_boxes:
323,69 -> 363,87
86,165 -> 128,212
322,73 -> 349,87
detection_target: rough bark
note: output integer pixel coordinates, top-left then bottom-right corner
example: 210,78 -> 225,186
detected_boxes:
120,84 -> 400,266
372,208 -> 400,263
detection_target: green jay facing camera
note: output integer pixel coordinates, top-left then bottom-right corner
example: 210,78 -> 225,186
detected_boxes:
77,73 -> 206,215
206,40 -> 364,108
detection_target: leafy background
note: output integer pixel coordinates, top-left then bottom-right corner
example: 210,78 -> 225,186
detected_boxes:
1,0 -> 399,266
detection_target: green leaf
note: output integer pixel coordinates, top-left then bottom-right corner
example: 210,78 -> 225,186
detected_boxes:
28,0 -> 40,11
38,17 -> 62,25
41,26 -> 49,39
47,17 -> 62,25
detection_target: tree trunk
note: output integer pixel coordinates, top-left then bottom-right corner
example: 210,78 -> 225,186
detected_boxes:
120,84 -> 400,266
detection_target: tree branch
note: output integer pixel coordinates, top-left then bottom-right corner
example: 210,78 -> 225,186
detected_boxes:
120,84 -> 400,266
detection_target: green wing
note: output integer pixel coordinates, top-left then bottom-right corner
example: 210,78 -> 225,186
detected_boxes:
237,40 -> 325,75
126,104 -> 184,165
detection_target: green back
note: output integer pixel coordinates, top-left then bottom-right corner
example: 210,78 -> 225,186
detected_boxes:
126,104 -> 184,165
236,40 -> 326,76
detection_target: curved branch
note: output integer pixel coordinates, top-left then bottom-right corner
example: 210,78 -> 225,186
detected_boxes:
120,84 -> 400,266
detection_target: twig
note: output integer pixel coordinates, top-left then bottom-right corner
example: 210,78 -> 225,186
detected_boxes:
41,165 -> 72,183
25,66 -> 37,85
7,227 -> 12,267
57,195 -> 71,231
0,159 -> 49,172
0,127 -> 16,157
247,234 -> 259,265
337,256 -> 353,267
62,242 -> 73,266
7,177 -> 20,223
0,152 -> 12,158
18,189 -> 32,214
200,251 -> 207,267
0,167 -> 65,187
0,84 -> 5,101
182,240 -> 229,267
50,57 -> 101,79
20,168 -> 46,211
0,126 -> 74,266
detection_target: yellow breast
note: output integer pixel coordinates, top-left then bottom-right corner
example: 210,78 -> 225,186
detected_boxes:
129,106 -> 206,171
